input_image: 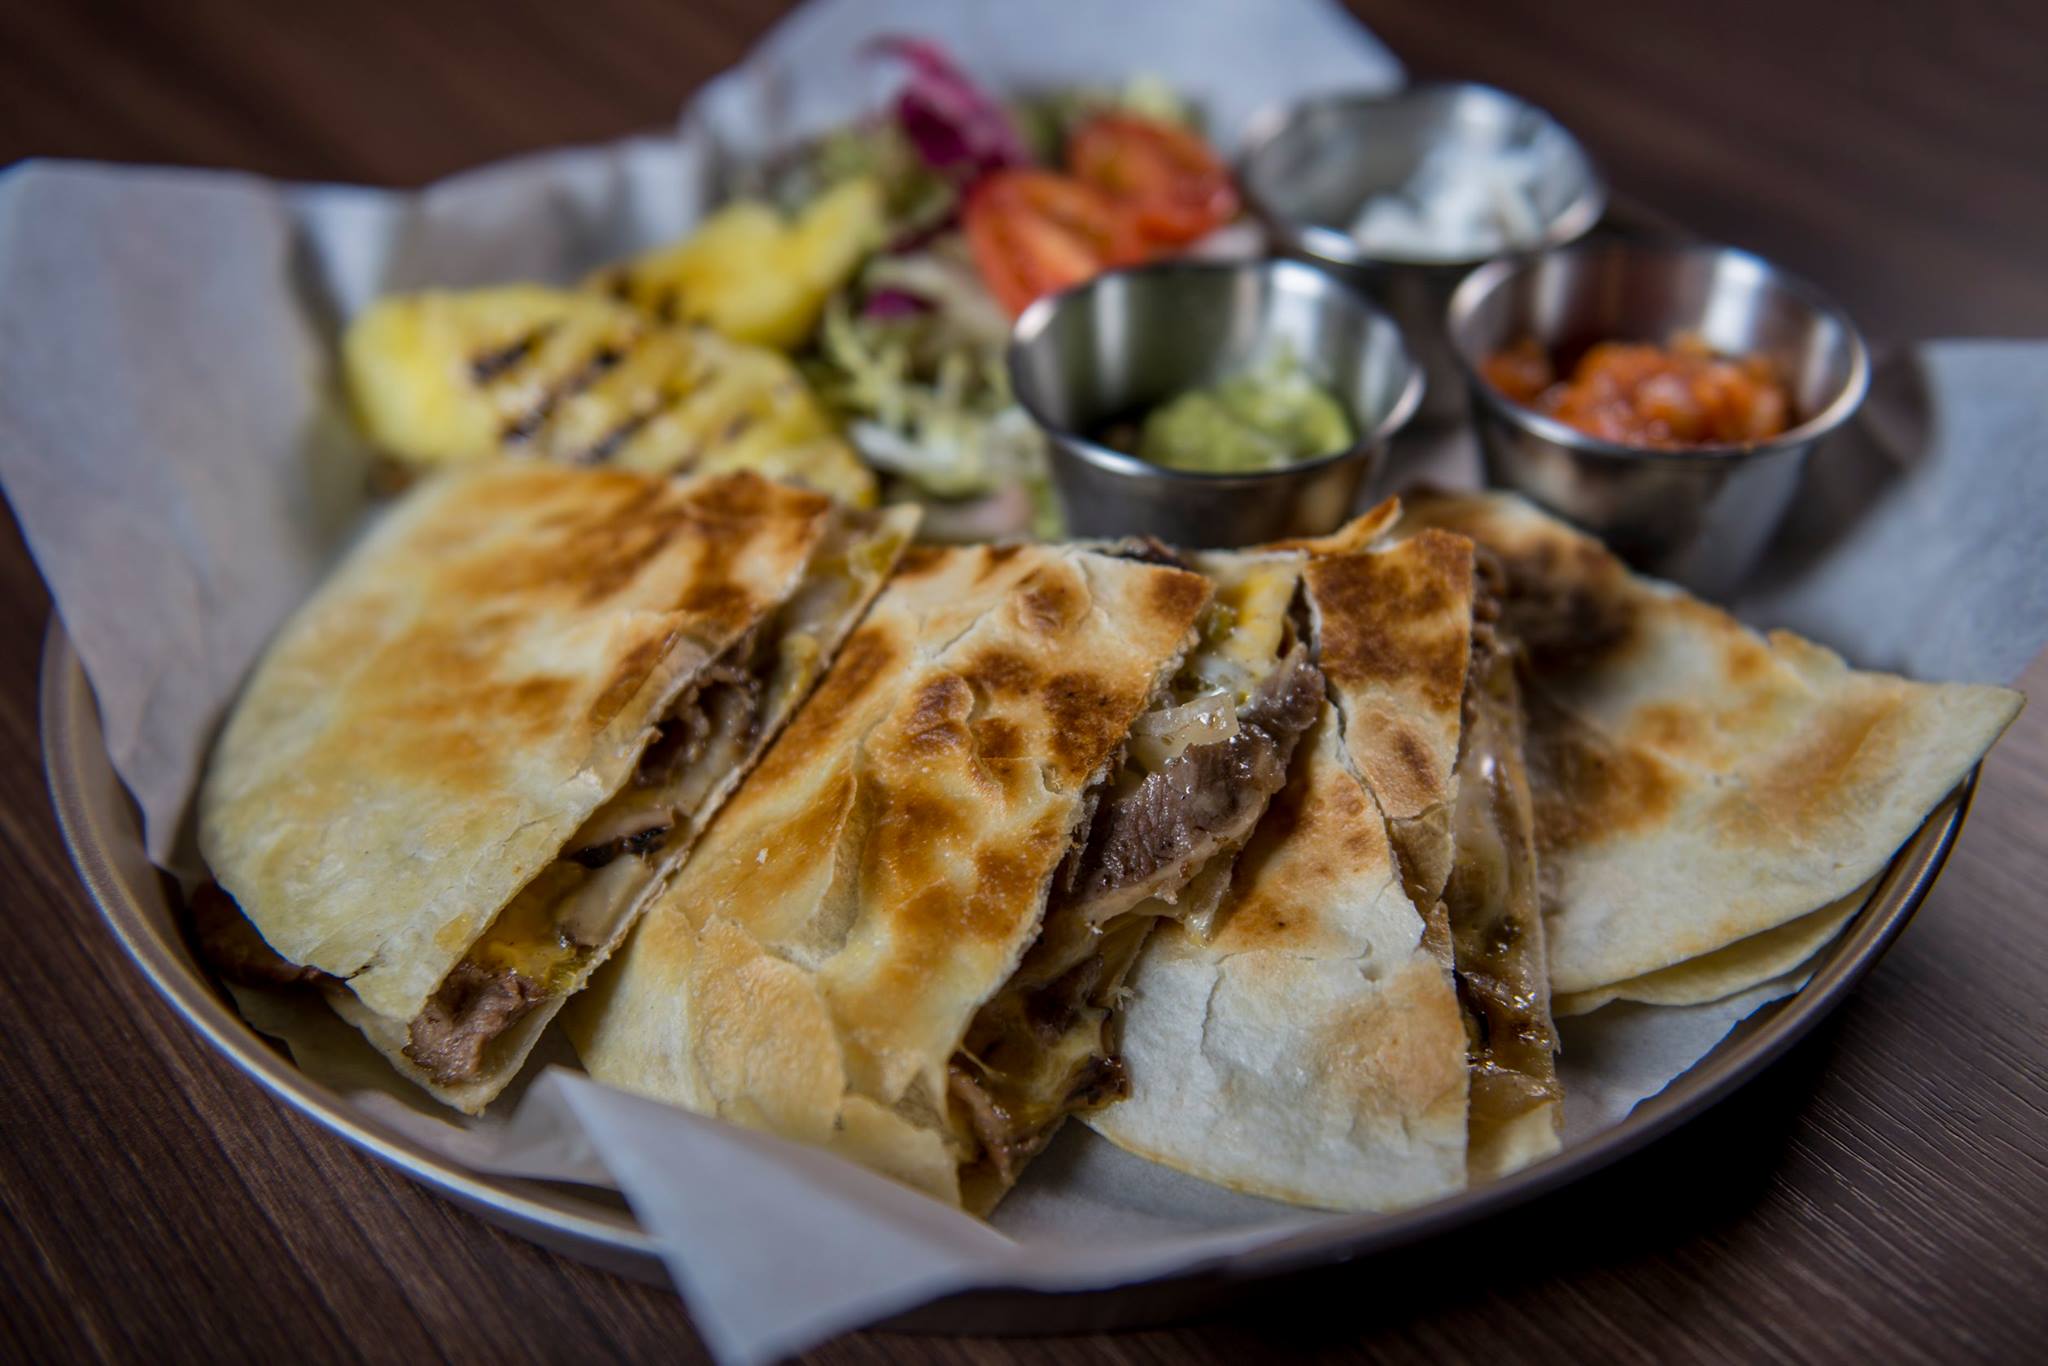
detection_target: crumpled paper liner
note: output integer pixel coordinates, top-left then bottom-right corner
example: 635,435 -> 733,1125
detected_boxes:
4,1 -> 2044,1362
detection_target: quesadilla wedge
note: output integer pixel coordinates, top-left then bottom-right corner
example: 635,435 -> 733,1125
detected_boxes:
572,538 -> 1325,1211
1091,524 -> 1562,1204
198,463 -> 914,1112
1084,698 -> 1472,1210
1394,489 -> 2024,1001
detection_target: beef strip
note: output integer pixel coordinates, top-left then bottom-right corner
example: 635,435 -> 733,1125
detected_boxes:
566,822 -> 673,870
413,639 -> 772,1086
189,882 -> 334,990
1092,536 -> 1194,570
563,649 -> 765,867
632,710 -> 711,792
632,653 -> 756,792
1443,558 -> 1563,1148
948,1052 -> 1128,1191
1022,951 -> 1117,1044
1064,643 -> 1324,915
405,961 -> 549,1086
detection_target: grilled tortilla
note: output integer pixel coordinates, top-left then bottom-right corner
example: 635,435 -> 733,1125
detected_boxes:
1551,879 -> 1873,1016
1395,489 -> 2024,1000
199,463 -> 913,1112
572,539 -> 1324,1211
1092,526 -> 1562,1204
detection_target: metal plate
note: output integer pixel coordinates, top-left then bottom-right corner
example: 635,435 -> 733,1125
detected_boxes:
40,616 -> 1977,1333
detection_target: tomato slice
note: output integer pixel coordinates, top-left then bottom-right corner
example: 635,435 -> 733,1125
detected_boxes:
962,170 -> 1148,317
1068,113 -> 1240,247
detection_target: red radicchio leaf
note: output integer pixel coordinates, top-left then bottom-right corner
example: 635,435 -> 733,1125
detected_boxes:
861,288 -> 935,320
869,36 -> 1028,186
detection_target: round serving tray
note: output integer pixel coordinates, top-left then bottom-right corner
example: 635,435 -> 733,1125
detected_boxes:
41,616 -> 1978,1334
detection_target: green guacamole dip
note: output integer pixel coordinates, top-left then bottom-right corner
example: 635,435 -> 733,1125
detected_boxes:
1125,355 -> 1354,474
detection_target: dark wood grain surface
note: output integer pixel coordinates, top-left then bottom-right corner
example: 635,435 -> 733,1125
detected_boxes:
3,2 -> 2045,1362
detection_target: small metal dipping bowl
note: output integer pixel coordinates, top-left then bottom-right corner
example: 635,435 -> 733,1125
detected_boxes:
1240,82 -> 1606,422
1009,258 -> 1422,547
1449,241 -> 1871,595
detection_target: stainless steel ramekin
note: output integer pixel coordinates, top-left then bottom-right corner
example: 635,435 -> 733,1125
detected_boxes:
1448,241 -> 1871,595
1240,82 -> 1606,422
1009,258 -> 1421,548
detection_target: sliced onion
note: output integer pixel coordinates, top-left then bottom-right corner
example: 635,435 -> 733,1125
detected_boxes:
1127,688 -> 1239,770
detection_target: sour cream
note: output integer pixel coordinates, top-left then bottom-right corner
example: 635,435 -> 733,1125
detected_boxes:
1349,132 -> 1567,261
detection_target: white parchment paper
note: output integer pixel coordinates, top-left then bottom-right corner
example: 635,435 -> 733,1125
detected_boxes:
3,2 -> 2043,1362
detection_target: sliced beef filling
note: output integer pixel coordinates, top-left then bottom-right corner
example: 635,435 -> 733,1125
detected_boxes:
1091,536 -> 1195,570
567,823 -> 673,870
561,647 -> 763,867
1064,644 -> 1323,921
403,636 -> 771,1087
947,1052 -> 1129,1191
946,641 -> 1324,1199
190,882 -> 335,990
627,656 -> 755,794
405,960 -> 550,1086
949,913 -> 1154,1196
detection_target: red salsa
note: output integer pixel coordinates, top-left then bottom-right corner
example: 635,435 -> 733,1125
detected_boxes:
1483,335 -> 1793,448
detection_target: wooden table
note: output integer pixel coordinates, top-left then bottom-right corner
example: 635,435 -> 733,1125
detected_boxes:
3,2 -> 2044,1360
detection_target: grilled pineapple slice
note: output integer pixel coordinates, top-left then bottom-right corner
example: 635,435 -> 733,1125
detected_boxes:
342,285 -> 876,506
588,177 -> 886,351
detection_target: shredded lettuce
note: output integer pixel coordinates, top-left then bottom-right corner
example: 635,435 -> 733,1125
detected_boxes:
798,121 -> 956,234
807,274 -> 1044,502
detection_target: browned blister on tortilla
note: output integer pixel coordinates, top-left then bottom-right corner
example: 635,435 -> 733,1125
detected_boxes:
1305,530 -> 1475,922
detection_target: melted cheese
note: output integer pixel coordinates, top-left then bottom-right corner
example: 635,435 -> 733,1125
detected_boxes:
1186,554 -> 1299,701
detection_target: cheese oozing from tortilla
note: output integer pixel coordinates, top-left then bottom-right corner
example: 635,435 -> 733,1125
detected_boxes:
942,557 -> 1321,1209
401,511 -> 898,1087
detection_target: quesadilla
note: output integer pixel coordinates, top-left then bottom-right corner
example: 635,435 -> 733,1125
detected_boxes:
1394,488 -> 2024,1003
198,462 -> 914,1112
571,538 -> 1325,1211
1090,523 -> 1562,1205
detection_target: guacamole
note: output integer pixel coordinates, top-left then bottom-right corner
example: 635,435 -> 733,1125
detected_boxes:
1121,354 -> 1354,474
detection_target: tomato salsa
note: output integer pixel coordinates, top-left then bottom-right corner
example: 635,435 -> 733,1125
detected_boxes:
1482,335 -> 1793,449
